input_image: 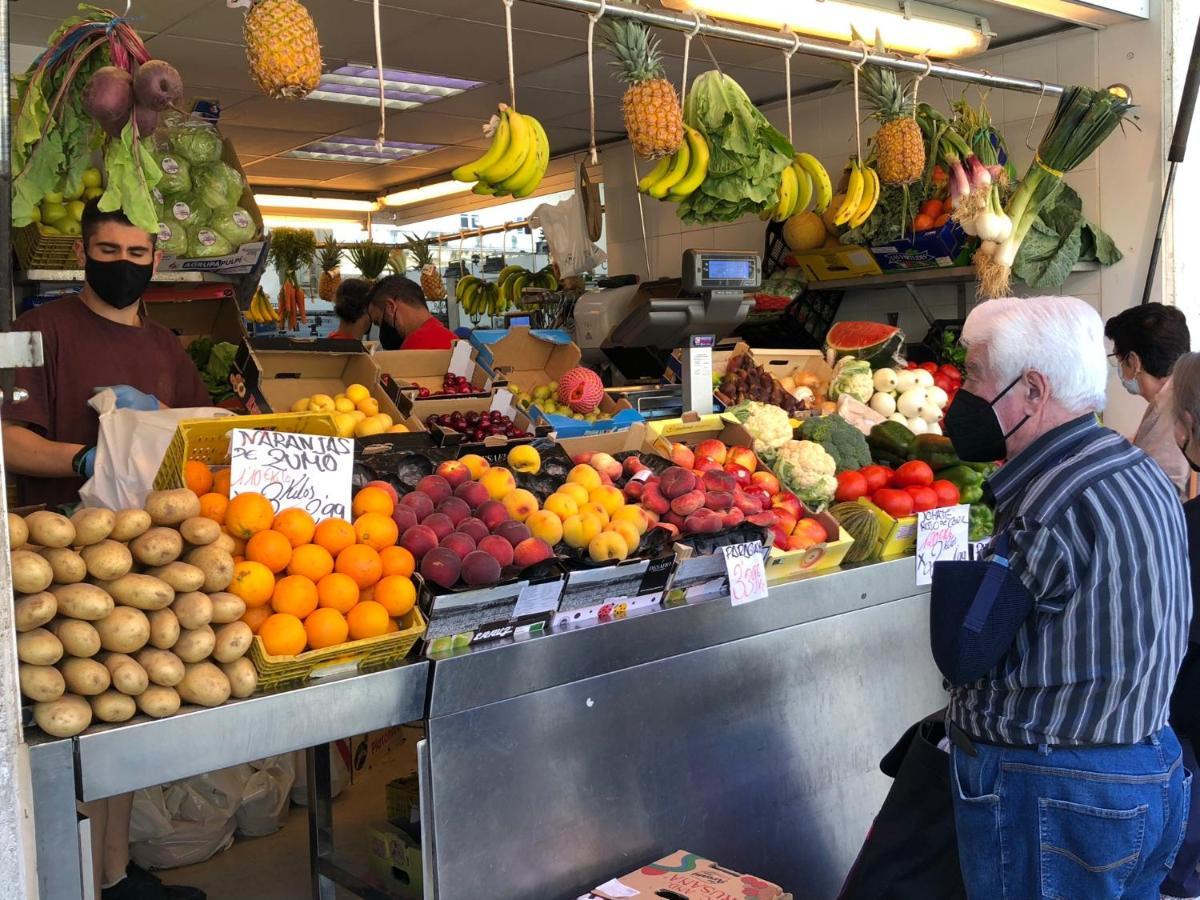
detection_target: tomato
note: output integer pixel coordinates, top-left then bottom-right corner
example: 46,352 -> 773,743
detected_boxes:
939,364 -> 963,382
931,480 -> 961,507
905,486 -> 939,512
859,465 -> 892,493
835,471 -> 869,503
933,374 -> 954,393
920,199 -> 943,218
932,164 -> 948,185
934,213 -> 951,227
872,488 -> 914,518
894,460 -> 935,488
919,362 -> 938,373
913,213 -> 935,231
905,361 -> 918,370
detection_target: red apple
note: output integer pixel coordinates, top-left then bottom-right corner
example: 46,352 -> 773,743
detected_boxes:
572,451 -> 594,465
726,446 -> 758,474
694,439 -> 728,465
792,517 -> 829,546
693,457 -> 723,474
363,480 -> 399,506
623,456 -> 650,478
723,462 -> 753,488
771,492 -> 804,521
750,470 -> 781,495
671,443 -> 696,470
787,531 -> 822,551
590,452 -> 622,482
771,522 -> 791,550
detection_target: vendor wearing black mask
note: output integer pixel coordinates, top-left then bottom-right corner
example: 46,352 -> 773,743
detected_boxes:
4,200 -> 209,512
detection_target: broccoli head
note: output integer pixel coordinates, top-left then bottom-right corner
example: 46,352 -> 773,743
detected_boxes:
798,415 -> 870,473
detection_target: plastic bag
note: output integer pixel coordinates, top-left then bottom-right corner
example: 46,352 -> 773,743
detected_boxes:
531,168 -> 605,278
236,754 -> 296,837
290,744 -> 351,806
130,766 -> 251,870
78,389 -> 232,510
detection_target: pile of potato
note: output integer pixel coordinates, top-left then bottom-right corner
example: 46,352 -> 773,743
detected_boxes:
13,488 -> 258,738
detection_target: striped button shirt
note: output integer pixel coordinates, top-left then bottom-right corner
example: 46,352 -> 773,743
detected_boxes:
948,415 -> 1190,746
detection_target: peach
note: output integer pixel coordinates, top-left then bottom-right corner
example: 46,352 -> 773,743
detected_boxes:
664,511 -> 686,531
587,531 -> 629,564
571,452 -> 594,465
391,505 -> 418,534
750,470 -> 781,495
641,509 -> 660,528
683,508 -> 723,535
363,480 -> 399,506
670,443 -> 695,470
507,444 -> 541,475
437,497 -> 472,526
606,520 -> 640,552
693,457 -> 723,474
459,454 -> 490,480
623,456 -> 650,478
513,537 -> 555,569
400,492 -> 434,520
457,517 -> 490,545
701,470 -> 737,494
440,531 -> 477,560
420,546 -> 461,589
526,510 -> 564,546
793,517 -> 829,546
476,500 -> 509,532
655,522 -> 680,540
641,483 -> 671,516
774,511 -> 798,536
435,460 -> 472,489
588,485 -> 625,516
721,508 -> 745,530
495,520 -> 532,547
748,511 -> 780,528
480,467 -> 517,502
556,482 -> 590,507
771,523 -> 791,550
659,467 -> 698,500
732,490 -> 764,516
590,452 -> 622,482
581,502 -> 610,526
416,475 -> 453,505
726,446 -> 758,473
454,480 -> 490,511
544,493 -> 579,521
623,480 -> 646,503
612,505 -> 649,536
461,550 -> 502,587
771,493 -> 804,521
400,524 -> 439,559
704,491 -> 733,511
567,464 -> 603,492
477,534 -> 515,568
670,489 -> 706,517
502,489 -> 539,523
695,439 -> 728,465
562,513 -> 602,549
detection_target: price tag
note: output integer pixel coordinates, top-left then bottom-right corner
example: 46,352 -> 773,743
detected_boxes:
489,389 -> 516,418
723,540 -> 768,606
630,468 -> 654,484
229,428 -> 353,521
448,340 -> 474,378
915,504 -> 971,586
513,579 -> 563,618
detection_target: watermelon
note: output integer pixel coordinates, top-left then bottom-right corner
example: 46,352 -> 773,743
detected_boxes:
825,321 -> 905,370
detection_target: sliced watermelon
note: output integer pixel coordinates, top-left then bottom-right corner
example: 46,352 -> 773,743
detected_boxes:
825,321 -> 905,369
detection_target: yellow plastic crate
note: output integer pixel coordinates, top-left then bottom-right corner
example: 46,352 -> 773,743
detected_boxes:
249,606 -> 427,692
153,411 -> 338,491
14,223 -> 79,271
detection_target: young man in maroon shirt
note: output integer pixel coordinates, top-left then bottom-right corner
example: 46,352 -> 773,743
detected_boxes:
367,274 -> 456,350
4,201 -> 207,900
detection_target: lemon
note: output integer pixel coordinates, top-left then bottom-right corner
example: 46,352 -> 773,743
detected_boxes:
345,383 -> 370,404
81,168 -> 102,189
387,424 -> 409,433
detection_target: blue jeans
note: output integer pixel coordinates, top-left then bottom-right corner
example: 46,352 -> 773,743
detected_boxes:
951,727 -> 1192,899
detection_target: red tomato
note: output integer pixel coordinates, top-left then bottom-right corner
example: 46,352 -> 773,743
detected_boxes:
905,486 -> 939,512
859,465 -> 892,493
933,374 -> 954,393
931,480 -> 961,507
919,362 -> 938,373
872,488 -> 914,518
934,213 -> 951,227
835,471 -> 869,503
913,213 -> 936,232
905,361 -> 918,370
894,460 -> 935,488
939,364 -> 963,382
932,165 -> 948,185
920,199 -> 943,218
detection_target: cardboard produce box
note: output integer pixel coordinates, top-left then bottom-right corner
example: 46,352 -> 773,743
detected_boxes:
585,850 -> 785,900
790,244 -> 881,281
376,341 -> 495,413
857,497 -> 919,559
871,220 -> 971,272
367,822 -> 422,898
144,284 -> 245,348
406,393 -> 546,447
556,422 -> 650,461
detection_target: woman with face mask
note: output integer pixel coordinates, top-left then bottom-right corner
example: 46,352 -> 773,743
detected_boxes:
1104,302 -> 1191,498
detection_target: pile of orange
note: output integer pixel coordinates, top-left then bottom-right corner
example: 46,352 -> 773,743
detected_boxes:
184,464 -> 416,658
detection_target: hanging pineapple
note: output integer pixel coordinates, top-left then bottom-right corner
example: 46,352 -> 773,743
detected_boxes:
856,30 -> 925,185
316,241 -> 342,302
386,247 -> 408,276
346,243 -> 390,283
243,0 -> 323,101
601,17 -> 684,160
406,234 -> 446,300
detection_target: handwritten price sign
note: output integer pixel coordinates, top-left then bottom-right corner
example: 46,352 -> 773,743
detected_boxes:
915,504 -> 970,586
723,540 -> 769,606
229,429 -> 354,521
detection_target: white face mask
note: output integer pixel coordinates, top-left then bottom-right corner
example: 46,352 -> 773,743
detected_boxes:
1121,374 -> 1141,396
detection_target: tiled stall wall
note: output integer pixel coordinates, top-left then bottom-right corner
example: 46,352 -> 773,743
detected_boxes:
602,11 -> 1170,436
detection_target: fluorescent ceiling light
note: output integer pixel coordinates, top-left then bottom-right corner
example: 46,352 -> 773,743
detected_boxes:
979,0 -> 1147,26
308,65 -> 484,111
255,193 -> 378,212
380,180 -> 473,207
284,136 -> 442,165
661,0 -> 990,58
264,214 -> 369,232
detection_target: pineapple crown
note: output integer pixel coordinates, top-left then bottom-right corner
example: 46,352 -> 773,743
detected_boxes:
404,233 -> 433,267
851,28 -> 914,121
317,241 -> 341,271
601,16 -> 667,85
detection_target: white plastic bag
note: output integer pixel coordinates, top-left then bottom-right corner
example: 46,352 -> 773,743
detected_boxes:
236,754 -> 296,837
290,745 -> 351,806
531,169 -> 606,278
78,389 -> 232,510
130,766 -> 250,870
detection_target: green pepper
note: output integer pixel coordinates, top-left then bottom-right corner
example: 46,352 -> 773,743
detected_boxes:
909,433 -> 961,470
867,421 -> 916,465
960,485 -> 984,504
938,464 -> 984,495
969,504 -> 995,542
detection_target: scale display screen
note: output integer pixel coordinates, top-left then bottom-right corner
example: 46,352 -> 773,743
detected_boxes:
682,249 -> 761,293
703,258 -> 753,281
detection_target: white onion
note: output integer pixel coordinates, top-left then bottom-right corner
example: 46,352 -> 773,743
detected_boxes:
918,403 -> 943,423
912,369 -> 934,388
873,368 -> 898,393
895,370 -> 919,393
927,385 -> 949,408
896,387 -> 928,419
870,392 -> 897,417
907,416 -> 929,435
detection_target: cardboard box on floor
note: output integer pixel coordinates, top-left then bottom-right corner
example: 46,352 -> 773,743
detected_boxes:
585,850 -> 786,900
348,723 -> 422,783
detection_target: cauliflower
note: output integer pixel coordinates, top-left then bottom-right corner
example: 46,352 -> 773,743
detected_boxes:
772,439 -> 838,511
726,401 -> 793,457
798,414 -> 871,473
830,356 -> 874,404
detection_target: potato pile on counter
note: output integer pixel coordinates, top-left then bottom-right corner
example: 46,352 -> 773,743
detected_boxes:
13,489 -> 258,738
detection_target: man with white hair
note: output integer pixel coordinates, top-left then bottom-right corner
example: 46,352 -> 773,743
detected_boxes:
936,295 -> 1192,898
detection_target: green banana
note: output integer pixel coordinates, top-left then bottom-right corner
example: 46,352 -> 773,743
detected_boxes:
455,275 -> 480,301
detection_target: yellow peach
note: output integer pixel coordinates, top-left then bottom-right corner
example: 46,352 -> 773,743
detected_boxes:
334,396 -> 356,413
606,520 -> 640,552
588,485 -> 624,516
507,444 -> 541,475
345,383 -> 370,404
460,454 -> 490,480
581,502 -> 610,526
373,413 -> 393,429
349,410 -> 367,423
611,505 -> 649,536
333,412 -> 358,438
501,488 -> 539,522
309,393 -> 335,413
543,493 -> 579,521
480,467 -> 517,501
354,416 -> 386,438
555,483 -> 589,506
562,513 -> 602,550
388,424 -> 410,433
356,397 -> 379,417
567,464 -> 603,492
291,397 -> 311,412
588,530 -> 629,564
526,510 -> 564,546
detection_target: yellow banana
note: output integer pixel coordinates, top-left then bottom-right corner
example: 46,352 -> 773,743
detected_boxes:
834,160 -> 865,227
638,156 -> 672,194
649,140 -> 691,200
796,152 -> 832,214
791,162 -> 813,216
478,107 -> 531,185
849,166 -> 880,229
772,165 -> 798,222
512,116 -> 551,198
452,108 -> 511,183
472,182 -> 496,196
668,126 -> 709,199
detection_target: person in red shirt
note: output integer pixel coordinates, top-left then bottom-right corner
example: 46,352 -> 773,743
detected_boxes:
368,275 -> 456,350
327,277 -> 371,341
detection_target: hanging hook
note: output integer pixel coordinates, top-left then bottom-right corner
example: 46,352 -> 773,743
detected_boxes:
585,0 -> 607,165
849,39 -> 868,161
912,53 -> 932,121
680,12 -> 702,104
782,29 -> 800,146
1025,80 -> 1048,151
502,0 -> 517,110
123,0 -> 132,15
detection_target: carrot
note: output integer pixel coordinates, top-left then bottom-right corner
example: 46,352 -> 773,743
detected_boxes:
297,286 -> 307,324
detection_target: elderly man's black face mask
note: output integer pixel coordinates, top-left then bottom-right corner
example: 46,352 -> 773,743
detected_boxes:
943,376 -> 1029,463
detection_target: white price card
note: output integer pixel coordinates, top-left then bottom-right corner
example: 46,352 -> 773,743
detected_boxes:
229,428 -> 354,521
448,340 -> 474,378
513,579 -> 563,619
915,504 -> 971,586
723,540 -> 769,606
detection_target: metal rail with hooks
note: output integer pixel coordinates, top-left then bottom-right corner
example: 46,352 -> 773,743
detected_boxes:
516,0 -> 1067,98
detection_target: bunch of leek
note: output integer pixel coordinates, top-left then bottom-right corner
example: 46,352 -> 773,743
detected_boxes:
975,84 -> 1134,298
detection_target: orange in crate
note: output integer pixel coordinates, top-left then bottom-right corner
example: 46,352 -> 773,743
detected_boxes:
246,530 -> 293,574
352,486 -> 395,518
259,613 -> 307,656
226,493 -> 275,539
374,575 -> 416,617
287,544 -> 334,581
335,544 -> 382,589
230,560 -> 275,608
273,508 -> 316,548
241,604 -> 272,634
346,600 -> 390,640
305,607 -> 349,650
316,572 -> 359,613
272,574 -> 319,618
353,513 -> 398,552
185,460 -> 214,496
379,546 -> 415,578
212,469 -> 232,497
198,493 -> 228,524
313,518 -> 356,556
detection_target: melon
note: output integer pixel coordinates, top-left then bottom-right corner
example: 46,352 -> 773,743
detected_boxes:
783,212 -> 826,252
825,321 -> 905,370
830,502 -> 880,564
556,367 -> 604,414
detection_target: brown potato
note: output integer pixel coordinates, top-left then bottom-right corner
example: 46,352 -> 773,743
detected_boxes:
212,622 -> 253,663
49,619 -> 101,658
171,592 -> 213,630
147,608 -> 180,650
80,540 -> 133,581
40,548 -> 86,585
94,607 -> 150,654
183,546 -> 234,593
17,629 -> 63,666
9,512 -> 28,549
208,592 -> 246,625
15,592 -> 57,632
90,690 -> 136,723
49,583 -> 114,621
19,664 -> 65,702
179,517 -> 220,547
144,489 -> 201,526
59,658 -> 111,696
213,532 -> 237,554
136,685 -> 180,719
130,528 -> 183,567
109,509 -> 152,543
135,649 -> 185,687
174,625 -> 216,664
25,510 -> 75,549
177,662 -> 231,708
34,694 -> 92,737
70,508 -> 115,546
12,550 -> 53,595
96,574 -> 173,611
145,562 -> 205,593
99,654 -> 149,696
221,658 -> 258,699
